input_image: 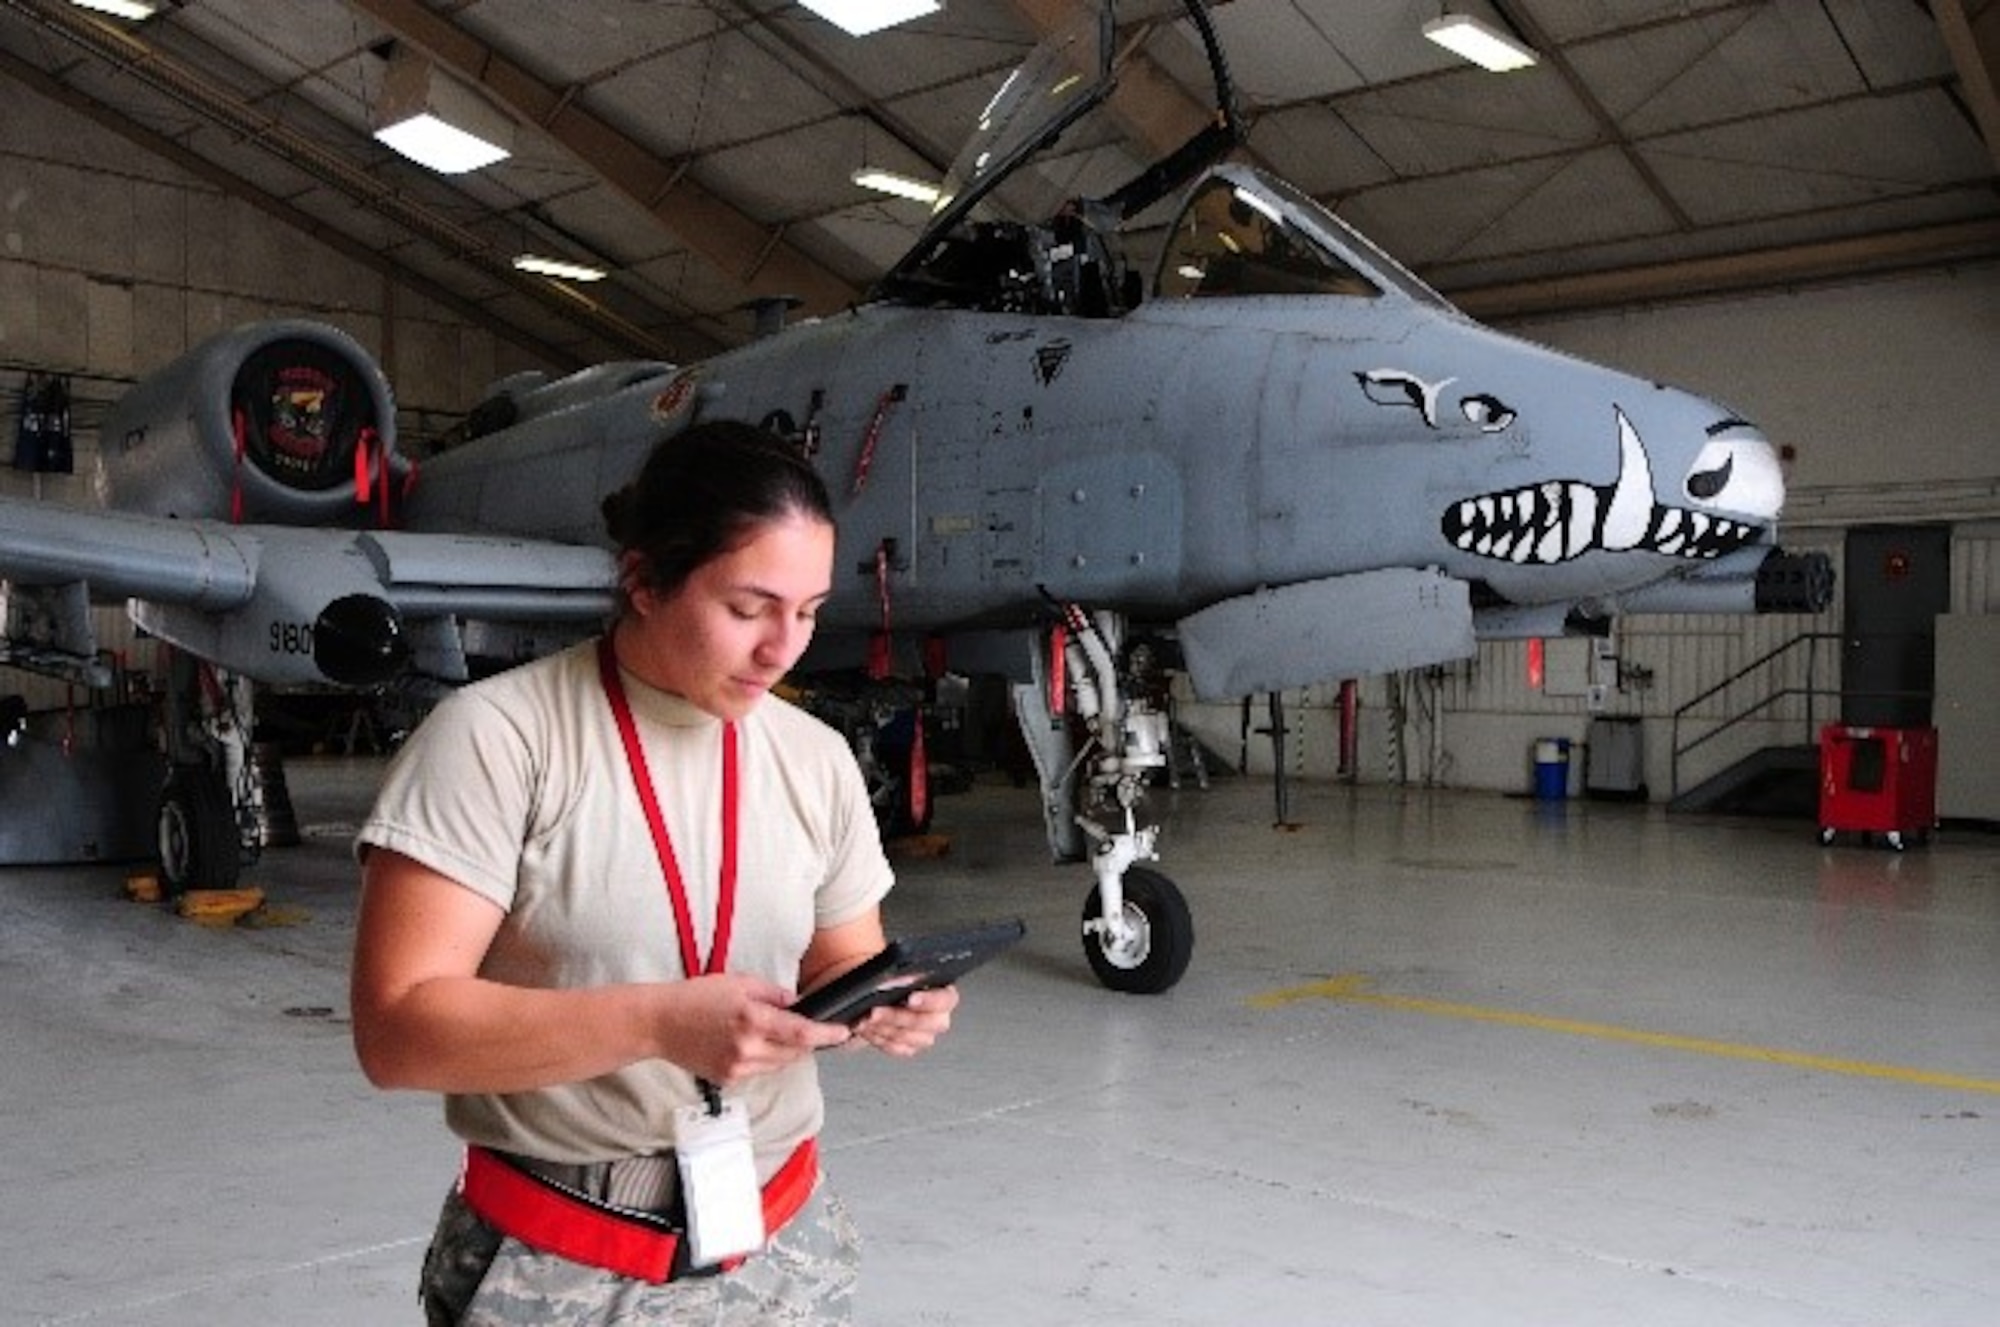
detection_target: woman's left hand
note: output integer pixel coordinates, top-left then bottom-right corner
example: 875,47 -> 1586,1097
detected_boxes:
853,984 -> 958,1057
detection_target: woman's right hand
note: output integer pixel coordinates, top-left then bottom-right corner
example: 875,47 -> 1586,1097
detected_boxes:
658,973 -> 852,1087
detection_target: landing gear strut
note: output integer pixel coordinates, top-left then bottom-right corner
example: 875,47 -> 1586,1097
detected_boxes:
156,653 -> 262,893
1015,605 -> 1194,994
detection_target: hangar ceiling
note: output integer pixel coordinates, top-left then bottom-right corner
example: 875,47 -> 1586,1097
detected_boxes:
1,0 -> 1996,371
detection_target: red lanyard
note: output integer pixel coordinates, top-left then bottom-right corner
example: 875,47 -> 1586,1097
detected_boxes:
597,636 -> 739,979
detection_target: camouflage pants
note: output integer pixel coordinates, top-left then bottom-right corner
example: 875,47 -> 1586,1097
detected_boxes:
419,1179 -> 861,1325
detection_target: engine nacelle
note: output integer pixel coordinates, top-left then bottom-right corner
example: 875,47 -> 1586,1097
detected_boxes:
95,321 -> 409,526
130,527 -> 409,687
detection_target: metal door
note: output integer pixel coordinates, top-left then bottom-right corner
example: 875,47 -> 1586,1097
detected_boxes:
1841,525 -> 1950,726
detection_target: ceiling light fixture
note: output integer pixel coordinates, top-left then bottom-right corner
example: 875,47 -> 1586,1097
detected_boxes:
799,0 -> 940,38
372,46 -> 513,174
851,167 -> 941,204
512,254 -> 607,282
1423,12 -> 1539,73
68,0 -> 158,19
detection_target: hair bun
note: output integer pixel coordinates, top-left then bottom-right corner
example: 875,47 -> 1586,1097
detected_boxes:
600,484 -> 637,545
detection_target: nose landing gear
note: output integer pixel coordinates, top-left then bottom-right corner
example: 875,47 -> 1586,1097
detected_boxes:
1016,604 -> 1194,994
1084,862 -> 1193,994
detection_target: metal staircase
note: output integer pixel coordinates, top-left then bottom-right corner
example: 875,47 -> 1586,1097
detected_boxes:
1668,632 -> 1839,817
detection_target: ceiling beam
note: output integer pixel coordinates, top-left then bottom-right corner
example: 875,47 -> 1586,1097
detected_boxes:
1452,217 -> 2000,320
345,0 -> 861,316
728,0 -> 955,180
1934,0 -> 2000,178
1499,0 -> 1697,232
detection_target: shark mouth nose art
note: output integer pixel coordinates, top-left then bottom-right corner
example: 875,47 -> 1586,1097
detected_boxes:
1442,410 -> 1763,566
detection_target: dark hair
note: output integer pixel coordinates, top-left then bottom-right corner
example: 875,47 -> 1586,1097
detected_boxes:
601,419 -> 834,599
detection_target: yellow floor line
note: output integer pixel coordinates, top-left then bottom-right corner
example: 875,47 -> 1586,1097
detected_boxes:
1251,974 -> 2000,1096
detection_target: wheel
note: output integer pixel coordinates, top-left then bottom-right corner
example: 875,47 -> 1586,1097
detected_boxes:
1887,831 -> 1906,852
157,766 -> 241,894
1818,826 -> 1836,846
1082,866 -> 1193,994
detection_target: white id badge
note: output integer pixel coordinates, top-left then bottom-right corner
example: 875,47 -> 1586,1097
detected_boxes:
674,1098 -> 766,1267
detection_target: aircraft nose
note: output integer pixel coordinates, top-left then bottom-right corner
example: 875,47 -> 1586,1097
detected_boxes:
315,594 -> 410,687
1684,426 -> 1784,519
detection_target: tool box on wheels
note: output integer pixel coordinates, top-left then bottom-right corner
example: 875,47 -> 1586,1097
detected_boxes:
1817,724 -> 1938,850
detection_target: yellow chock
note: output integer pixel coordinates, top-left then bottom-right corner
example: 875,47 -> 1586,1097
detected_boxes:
175,887 -> 267,926
123,872 -> 164,904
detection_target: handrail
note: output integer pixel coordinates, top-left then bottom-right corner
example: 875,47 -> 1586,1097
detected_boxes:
1669,632 -> 1839,801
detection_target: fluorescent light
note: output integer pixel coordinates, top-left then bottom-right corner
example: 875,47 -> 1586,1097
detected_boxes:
372,47 -> 513,174
1423,13 -> 1538,73
376,114 -> 510,174
513,254 -> 607,282
851,167 -> 941,204
799,0 -> 939,37
69,0 -> 158,18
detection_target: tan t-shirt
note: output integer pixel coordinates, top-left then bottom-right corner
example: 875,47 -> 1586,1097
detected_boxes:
356,638 -> 893,1177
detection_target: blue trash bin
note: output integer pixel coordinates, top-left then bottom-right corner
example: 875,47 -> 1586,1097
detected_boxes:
1533,738 -> 1571,801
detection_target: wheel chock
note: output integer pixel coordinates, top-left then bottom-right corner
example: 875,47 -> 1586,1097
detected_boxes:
175,887 -> 267,925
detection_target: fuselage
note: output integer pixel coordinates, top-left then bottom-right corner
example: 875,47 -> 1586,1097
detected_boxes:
407,285 -> 1784,640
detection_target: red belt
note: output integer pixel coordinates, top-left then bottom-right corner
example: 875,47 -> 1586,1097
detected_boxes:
461,1137 -> 819,1285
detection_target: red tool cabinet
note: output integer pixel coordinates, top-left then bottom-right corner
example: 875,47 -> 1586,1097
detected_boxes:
1817,724 -> 1938,850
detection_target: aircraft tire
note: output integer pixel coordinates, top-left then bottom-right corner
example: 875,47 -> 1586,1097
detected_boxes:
157,766 -> 241,895
1082,866 -> 1193,994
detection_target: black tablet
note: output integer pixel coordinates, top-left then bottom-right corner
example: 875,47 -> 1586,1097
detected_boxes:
791,918 -> 1027,1026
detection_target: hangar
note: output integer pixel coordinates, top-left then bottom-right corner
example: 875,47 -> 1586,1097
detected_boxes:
2,1 -> 1998,1322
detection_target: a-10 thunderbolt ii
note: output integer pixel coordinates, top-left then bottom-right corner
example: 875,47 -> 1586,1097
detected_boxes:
0,0 -> 1828,994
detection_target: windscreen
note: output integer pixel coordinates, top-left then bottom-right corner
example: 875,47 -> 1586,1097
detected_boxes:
1156,170 -> 1457,311
1157,176 -> 1382,299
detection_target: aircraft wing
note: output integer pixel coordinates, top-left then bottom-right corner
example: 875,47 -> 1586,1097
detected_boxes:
0,493 -> 616,688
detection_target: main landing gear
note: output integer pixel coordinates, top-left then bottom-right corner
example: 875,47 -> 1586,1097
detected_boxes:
156,653 -> 262,894
1013,605 -> 1194,995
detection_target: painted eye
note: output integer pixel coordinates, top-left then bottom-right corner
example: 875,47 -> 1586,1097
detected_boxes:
1687,454 -> 1734,500
1357,368 -> 1455,427
1461,394 -> 1515,432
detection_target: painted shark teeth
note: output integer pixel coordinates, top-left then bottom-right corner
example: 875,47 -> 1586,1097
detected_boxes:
1441,408 -> 1760,566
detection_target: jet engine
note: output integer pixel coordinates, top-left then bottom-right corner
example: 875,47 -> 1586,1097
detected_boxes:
94,320 -> 410,526
128,526 -> 409,688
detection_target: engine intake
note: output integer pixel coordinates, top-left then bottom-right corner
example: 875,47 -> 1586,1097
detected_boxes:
315,593 -> 411,687
96,321 -> 408,526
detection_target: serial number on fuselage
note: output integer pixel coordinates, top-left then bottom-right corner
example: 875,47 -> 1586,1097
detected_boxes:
270,621 -> 315,656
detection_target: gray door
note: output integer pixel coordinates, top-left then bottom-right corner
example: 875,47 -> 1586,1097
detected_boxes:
1841,525 -> 1950,727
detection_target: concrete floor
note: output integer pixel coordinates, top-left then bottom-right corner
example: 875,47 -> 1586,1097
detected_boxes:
5,756 -> 2000,1325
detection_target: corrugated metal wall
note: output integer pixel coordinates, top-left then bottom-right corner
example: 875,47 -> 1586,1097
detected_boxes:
1953,525 -> 2000,615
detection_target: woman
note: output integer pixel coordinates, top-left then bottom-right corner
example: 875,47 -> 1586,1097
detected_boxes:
350,420 -> 956,1324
